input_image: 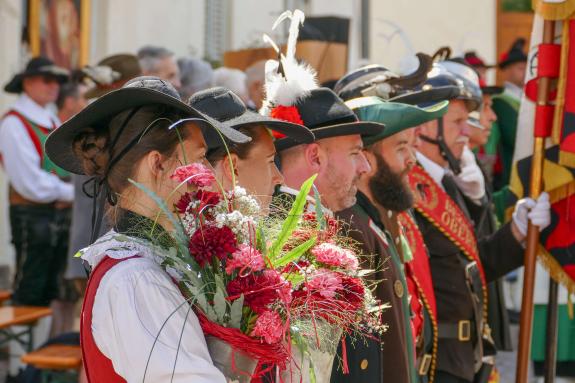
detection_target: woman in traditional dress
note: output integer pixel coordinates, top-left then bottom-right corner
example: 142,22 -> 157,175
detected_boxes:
45,76 -> 252,382
188,87 -> 314,214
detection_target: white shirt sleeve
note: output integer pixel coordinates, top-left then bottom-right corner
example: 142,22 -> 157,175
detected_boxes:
92,257 -> 227,383
0,115 -> 73,203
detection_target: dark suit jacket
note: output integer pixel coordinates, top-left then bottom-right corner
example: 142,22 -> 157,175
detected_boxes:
414,173 -> 524,381
331,193 -> 415,383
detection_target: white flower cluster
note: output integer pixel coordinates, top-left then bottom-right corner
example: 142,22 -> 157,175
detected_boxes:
213,210 -> 256,243
228,186 -> 260,217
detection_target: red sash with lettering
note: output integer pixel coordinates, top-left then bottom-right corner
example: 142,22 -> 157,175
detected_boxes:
406,165 -> 486,285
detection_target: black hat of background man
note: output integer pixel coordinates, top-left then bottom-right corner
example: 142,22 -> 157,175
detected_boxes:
499,38 -> 528,69
45,76 -> 250,175
189,87 -> 315,149
273,87 -> 385,151
4,57 -> 70,94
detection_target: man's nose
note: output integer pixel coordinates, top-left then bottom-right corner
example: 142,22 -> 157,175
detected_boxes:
357,151 -> 371,175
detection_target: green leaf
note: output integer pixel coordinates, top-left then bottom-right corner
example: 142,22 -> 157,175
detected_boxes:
283,272 -> 305,287
128,179 -> 197,270
272,237 -> 316,268
256,226 -> 267,257
213,287 -> 227,323
229,294 -> 244,329
312,185 -> 326,230
269,174 -> 317,259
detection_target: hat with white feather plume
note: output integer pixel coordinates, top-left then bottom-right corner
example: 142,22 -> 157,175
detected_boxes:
260,10 -> 384,151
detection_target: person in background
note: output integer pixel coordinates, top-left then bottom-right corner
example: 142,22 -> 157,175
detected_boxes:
56,80 -> 88,124
46,78 -> 89,337
213,67 -> 250,105
178,57 -> 214,102
244,60 -> 267,111
489,38 -> 528,192
0,57 -> 72,309
137,45 -> 181,90
463,51 -> 494,82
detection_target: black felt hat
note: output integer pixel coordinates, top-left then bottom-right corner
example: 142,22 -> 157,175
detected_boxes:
4,57 -> 70,94
499,38 -> 528,69
270,87 -> 385,151
189,87 -> 315,148
45,76 -> 250,175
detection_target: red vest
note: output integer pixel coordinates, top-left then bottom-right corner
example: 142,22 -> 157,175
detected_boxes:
81,256 -> 138,383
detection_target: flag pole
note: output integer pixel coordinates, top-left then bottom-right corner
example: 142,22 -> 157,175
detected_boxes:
515,18 -> 556,383
543,278 -> 559,383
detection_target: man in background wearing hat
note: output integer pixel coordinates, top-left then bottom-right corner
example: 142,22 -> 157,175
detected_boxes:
0,57 -> 71,307
463,51 -> 494,83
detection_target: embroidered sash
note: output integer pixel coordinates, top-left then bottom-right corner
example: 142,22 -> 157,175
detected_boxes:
406,165 -> 486,285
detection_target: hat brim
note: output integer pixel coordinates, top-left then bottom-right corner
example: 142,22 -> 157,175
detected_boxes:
274,121 -> 384,151
211,112 -> 315,149
390,86 -> 461,107
46,87 -> 249,175
4,70 -> 69,94
346,97 -> 449,145
84,85 -> 120,99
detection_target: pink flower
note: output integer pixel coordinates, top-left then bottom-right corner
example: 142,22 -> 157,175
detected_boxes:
306,269 -> 343,299
310,243 -> 359,271
171,163 -> 215,188
225,244 -> 265,275
251,310 -> 284,344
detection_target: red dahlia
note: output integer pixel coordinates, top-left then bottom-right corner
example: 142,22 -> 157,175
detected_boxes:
226,270 -> 292,313
188,225 -> 237,267
175,192 -> 194,214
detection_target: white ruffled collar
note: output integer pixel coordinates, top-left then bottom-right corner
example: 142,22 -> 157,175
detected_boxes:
80,230 -> 165,269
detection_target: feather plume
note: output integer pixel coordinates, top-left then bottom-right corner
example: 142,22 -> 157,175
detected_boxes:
260,9 -> 318,115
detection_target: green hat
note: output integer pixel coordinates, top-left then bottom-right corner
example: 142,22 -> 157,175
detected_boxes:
345,96 -> 449,146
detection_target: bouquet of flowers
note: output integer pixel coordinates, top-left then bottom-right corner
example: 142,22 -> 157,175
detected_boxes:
138,162 -> 384,382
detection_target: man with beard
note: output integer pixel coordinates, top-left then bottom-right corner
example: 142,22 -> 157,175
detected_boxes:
408,61 -> 550,383
328,93 -> 449,383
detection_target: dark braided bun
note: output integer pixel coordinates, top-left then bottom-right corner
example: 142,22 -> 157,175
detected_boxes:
72,128 -> 111,177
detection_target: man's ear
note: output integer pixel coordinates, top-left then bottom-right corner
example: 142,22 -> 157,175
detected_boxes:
304,143 -> 322,172
221,153 -> 239,182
